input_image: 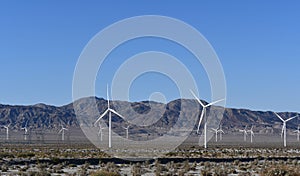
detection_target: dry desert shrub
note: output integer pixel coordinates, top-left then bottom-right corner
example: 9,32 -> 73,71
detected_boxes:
131,162 -> 146,176
261,165 -> 300,176
90,170 -> 121,176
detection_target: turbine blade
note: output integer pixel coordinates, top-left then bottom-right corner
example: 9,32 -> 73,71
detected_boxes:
190,90 -> 205,107
206,99 -> 225,107
274,112 -> 284,122
94,109 -> 109,125
107,84 -> 110,108
286,116 -> 297,122
58,129 -> 62,134
110,109 -> 125,119
197,109 -> 205,133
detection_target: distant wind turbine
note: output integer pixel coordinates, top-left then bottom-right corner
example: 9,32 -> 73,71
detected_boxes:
2,124 -> 10,140
123,125 -> 130,139
21,121 -> 29,141
97,122 -> 105,141
190,90 -> 225,148
239,126 -> 248,142
58,125 -> 68,141
211,128 -> 218,142
217,125 -> 225,141
247,126 -> 255,143
294,125 -> 300,142
274,112 -> 297,147
94,85 -> 125,148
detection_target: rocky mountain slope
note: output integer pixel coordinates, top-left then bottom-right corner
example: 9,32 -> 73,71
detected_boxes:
0,97 -> 299,134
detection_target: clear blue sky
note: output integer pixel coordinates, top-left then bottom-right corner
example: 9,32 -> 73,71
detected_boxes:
0,1 -> 300,112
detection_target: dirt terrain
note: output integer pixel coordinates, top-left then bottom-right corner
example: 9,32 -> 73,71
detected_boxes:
1,131 -> 300,175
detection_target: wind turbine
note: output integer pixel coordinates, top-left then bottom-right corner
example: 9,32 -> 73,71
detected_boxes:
94,85 -> 125,148
190,90 -> 225,149
21,121 -> 29,141
217,125 -> 225,141
211,128 -> 218,142
239,126 -> 248,142
97,122 -> 105,141
294,125 -> 300,142
2,124 -> 10,140
247,126 -> 255,143
58,125 -> 68,141
274,112 -> 297,147
123,125 -> 130,139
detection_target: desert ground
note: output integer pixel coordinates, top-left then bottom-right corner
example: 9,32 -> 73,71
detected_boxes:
1,128 -> 300,175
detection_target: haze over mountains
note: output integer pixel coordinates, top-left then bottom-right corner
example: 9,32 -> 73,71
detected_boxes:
0,97 -> 299,135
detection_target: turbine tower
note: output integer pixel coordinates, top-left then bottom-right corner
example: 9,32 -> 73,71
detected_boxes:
190,90 -> 225,149
21,121 -> 29,141
58,125 -> 68,141
274,112 -> 297,147
94,85 -> 125,148
239,126 -> 248,142
294,125 -> 300,142
123,125 -> 130,139
247,126 -> 255,143
2,124 -> 10,140
97,122 -> 105,141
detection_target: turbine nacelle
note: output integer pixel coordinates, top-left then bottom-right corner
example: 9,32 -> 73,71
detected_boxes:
21,127 -> 28,133
3,123 -> 10,129
58,127 -> 68,134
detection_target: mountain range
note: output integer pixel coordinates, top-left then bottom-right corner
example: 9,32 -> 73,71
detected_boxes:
0,97 -> 299,135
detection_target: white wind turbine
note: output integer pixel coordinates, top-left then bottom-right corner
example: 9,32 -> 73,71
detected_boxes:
211,128 -> 218,142
58,125 -> 68,141
294,125 -> 300,142
190,90 -> 225,148
123,125 -> 130,139
94,85 -> 125,148
217,125 -> 225,141
2,123 -> 10,140
239,126 -> 248,142
247,126 -> 255,143
21,121 -> 29,141
97,122 -> 105,141
274,112 -> 297,147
